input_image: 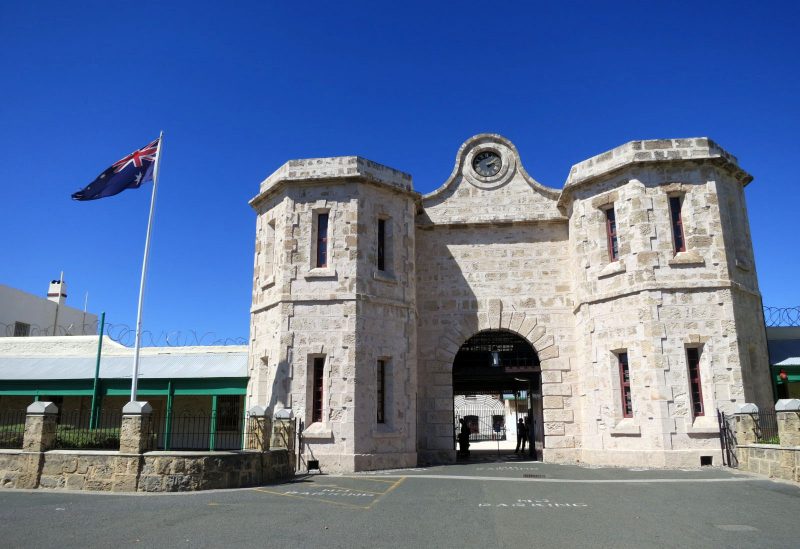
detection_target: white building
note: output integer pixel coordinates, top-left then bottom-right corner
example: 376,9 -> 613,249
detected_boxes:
0,280 -> 97,337
246,134 -> 774,472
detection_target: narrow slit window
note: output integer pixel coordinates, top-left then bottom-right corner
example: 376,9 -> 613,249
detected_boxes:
618,352 -> 632,418
312,357 -> 325,423
377,360 -> 386,424
687,348 -> 704,417
377,219 -> 386,271
669,196 -> 686,253
605,207 -> 619,261
316,212 -> 329,268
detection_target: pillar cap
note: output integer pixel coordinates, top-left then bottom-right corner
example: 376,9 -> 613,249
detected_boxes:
775,399 -> 800,412
27,401 -> 58,415
122,401 -> 153,415
735,403 -> 759,414
247,405 -> 268,417
273,408 -> 293,419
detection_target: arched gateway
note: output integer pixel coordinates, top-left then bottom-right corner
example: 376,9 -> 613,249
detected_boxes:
453,330 -> 543,459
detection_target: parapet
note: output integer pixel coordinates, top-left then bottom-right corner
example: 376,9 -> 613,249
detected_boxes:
251,156 -> 415,207
559,137 -> 752,208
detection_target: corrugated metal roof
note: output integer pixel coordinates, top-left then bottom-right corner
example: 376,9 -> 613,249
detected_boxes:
0,352 -> 248,380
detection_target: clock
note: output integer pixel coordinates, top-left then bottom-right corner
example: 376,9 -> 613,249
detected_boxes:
472,150 -> 502,177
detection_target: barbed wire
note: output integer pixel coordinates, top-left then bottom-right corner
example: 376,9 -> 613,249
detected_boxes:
0,321 -> 247,346
763,306 -> 800,327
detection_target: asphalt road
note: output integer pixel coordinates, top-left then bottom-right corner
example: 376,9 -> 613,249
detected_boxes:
1,458 -> 798,549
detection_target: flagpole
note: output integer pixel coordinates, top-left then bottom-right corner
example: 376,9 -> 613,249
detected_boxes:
130,132 -> 163,403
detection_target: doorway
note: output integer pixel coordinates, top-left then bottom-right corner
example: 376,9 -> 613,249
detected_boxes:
452,330 -> 543,460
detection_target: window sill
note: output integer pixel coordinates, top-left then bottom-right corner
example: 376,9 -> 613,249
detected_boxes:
668,250 -> 705,267
260,275 -> 275,290
304,267 -> 337,279
373,271 -> 397,285
372,428 -> 402,438
610,418 -> 641,437
302,422 -> 333,440
598,260 -> 626,279
686,415 -> 717,435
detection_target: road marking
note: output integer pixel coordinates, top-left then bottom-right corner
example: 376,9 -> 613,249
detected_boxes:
346,474 -> 756,484
252,476 -> 407,510
715,525 -> 758,532
252,487 -> 371,510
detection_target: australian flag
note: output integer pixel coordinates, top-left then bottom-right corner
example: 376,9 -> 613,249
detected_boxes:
72,138 -> 160,201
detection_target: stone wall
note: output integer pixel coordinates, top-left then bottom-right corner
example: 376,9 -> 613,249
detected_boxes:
734,401 -> 800,483
0,449 -> 293,492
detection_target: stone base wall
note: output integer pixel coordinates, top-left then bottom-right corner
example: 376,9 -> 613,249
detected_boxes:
0,448 -> 292,492
566,448 -> 723,468
737,444 -> 800,483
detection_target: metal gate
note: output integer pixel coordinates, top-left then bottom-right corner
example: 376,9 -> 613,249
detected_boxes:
717,409 -> 738,468
454,394 -> 506,442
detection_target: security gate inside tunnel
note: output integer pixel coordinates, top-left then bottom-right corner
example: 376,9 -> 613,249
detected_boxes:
452,330 -> 544,459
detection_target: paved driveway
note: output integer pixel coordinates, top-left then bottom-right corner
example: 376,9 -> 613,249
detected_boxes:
1,460 -> 798,548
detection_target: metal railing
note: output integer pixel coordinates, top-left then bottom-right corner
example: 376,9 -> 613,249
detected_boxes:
150,413 -> 248,451
755,410 -> 780,444
0,410 -> 26,449
54,411 -> 122,450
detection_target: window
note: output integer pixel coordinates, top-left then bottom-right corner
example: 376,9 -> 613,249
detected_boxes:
13,322 -> 30,337
604,207 -> 619,261
217,396 -> 242,431
669,195 -> 685,253
262,219 -> 276,280
377,219 -> 386,271
618,352 -> 632,418
315,212 -> 329,268
377,360 -> 386,424
686,348 -> 704,417
311,357 -> 325,423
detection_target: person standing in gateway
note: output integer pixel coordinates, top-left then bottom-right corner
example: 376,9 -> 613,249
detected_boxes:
515,418 -> 527,454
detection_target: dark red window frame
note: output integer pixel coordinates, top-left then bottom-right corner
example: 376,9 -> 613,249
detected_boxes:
311,357 -> 324,423
605,207 -> 619,261
377,219 -> 386,271
687,348 -> 704,417
669,196 -> 686,253
618,352 -> 632,418
316,212 -> 329,268
377,359 -> 386,424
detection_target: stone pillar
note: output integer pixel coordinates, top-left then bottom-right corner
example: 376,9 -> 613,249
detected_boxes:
119,401 -> 153,454
271,409 -> 295,452
23,401 -> 58,452
734,403 -> 759,445
775,399 -> 800,447
245,405 -> 272,451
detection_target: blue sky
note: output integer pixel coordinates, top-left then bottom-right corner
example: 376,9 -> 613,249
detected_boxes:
1,1 -> 798,343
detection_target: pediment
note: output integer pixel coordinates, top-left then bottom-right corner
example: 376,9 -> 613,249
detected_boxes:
419,134 -> 564,226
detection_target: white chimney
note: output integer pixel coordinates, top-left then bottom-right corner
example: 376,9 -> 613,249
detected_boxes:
47,279 -> 67,305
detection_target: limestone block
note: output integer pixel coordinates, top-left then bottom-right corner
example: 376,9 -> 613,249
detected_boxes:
542,396 -> 564,409
544,409 -> 574,422
777,410 -> 800,447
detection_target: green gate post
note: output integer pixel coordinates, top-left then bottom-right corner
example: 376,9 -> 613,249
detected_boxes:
164,381 -> 174,451
209,395 -> 218,451
89,312 -> 105,429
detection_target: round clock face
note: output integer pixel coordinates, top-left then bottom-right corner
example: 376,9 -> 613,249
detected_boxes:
472,151 -> 502,177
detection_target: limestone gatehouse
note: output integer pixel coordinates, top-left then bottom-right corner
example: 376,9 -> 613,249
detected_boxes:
246,134 -> 773,473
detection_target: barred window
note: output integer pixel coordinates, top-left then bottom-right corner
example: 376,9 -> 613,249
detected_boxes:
669,195 -> 686,253
316,212 -> 329,268
377,360 -> 386,424
618,352 -> 632,418
605,207 -> 619,261
687,348 -> 704,417
312,357 -> 325,423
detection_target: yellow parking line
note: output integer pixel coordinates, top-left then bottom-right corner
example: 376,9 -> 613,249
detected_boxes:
365,477 -> 406,509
